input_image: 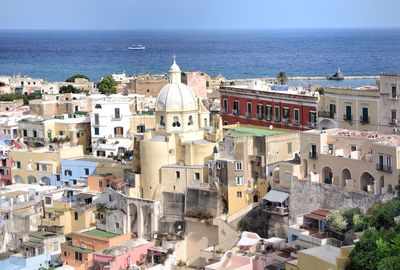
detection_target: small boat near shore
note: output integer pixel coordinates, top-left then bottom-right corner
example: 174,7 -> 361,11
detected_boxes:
326,68 -> 344,80
128,44 -> 145,50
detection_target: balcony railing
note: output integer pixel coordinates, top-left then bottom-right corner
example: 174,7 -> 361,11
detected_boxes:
309,152 -> 318,159
246,112 -> 252,118
256,113 -> 263,120
292,119 -> 300,126
265,115 -> 272,121
232,110 -> 239,116
282,118 -> 289,124
360,116 -> 370,124
263,206 -> 289,216
308,122 -> 317,128
221,108 -> 227,114
376,163 -> 392,173
273,117 -> 281,123
343,114 -> 353,122
390,119 -> 398,126
318,111 -> 335,119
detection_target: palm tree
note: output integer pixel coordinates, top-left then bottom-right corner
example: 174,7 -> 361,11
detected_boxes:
276,71 -> 288,85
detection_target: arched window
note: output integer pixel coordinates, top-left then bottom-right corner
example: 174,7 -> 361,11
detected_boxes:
188,115 -> 194,126
172,116 -> 181,127
95,104 -> 102,109
160,115 -> 165,127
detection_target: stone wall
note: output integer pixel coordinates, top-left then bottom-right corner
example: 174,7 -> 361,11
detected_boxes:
289,177 -> 394,222
185,188 -> 221,218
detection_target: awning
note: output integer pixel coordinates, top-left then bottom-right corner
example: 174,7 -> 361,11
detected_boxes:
263,189 -> 289,203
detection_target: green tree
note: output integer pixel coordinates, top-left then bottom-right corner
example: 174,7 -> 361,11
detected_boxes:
65,74 -> 89,82
97,76 -> 117,95
367,199 -> 400,229
326,210 -> 348,233
377,256 -> 400,270
276,71 -> 288,85
59,85 -> 87,94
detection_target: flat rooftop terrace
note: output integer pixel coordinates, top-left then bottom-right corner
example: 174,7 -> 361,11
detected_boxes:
224,125 -> 292,138
82,229 -> 120,239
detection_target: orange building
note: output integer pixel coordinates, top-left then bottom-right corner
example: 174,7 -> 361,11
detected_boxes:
87,173 -> 124,193
61,229 -> 132,270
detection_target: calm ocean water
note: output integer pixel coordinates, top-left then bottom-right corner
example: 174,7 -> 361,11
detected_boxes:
0,29 -> 399,85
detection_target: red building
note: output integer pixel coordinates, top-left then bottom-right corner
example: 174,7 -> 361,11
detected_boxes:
220,85 -> 319,131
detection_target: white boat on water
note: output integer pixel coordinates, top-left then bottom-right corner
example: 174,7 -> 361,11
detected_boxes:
128,44 -> 145,50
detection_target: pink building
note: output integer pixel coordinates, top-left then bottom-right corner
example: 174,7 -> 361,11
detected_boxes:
93,238 -> 154,270
0,156 -> 12,186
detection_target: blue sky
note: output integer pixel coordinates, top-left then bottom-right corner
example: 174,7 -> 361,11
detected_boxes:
1,0 -> 399,30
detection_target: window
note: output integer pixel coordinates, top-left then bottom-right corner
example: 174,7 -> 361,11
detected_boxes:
392,85 -> 397,98
294,109 -> 299,124
23,129 -> 27,137
45,197 -> 52,204
194,172 -> 200,181
282,108 -> 290,119
235,161 -> 243,171
257,104 -> 263,119
75,251 -> 82,261
160,115 -> 165,127
94,113 -> 99,125
237,191 -> 242,198
233,100 -> 239,115
172,116 -> 181,127
98,181 -> 103,187
223,99 -> 228,113
345,106 -> 352,121
246,102 -> 252,117
287,142 -> 293,154
16,161 -> 21,169
64,251 -> 67,257
114,127 -> 124,137
309,111 -> 317,123
176,171 -> 180,179
114,108 -> 121,119
137,125 -> 145,133
266,105 -> 272,120
97,150 -> 105,157
41,164 -> 47,171
75,106 -> 79,112
64,169 -> 72,176
391,110 -> 397,124
74,212 -> 78,220
350,145 -> 357,152
361,107 -> 369,123
33,130 -> 38,138
216,162 -> 221,169
84,168 -> 90,175
235,176 -> 244,186
274,106 -> 280,120
76,132 -> 80,138
106,180 -> 110,187
387,156 -> 392,172
109,195 -> 112,201
59,131 -> 64,136
94,127 -> 99,135
116,222 -> 120,229
188,115 -> 194,126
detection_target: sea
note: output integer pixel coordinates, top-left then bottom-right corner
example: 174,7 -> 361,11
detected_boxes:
0,28 -> 399,87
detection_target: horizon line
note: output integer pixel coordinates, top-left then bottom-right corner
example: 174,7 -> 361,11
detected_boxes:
0,26 -> 400,31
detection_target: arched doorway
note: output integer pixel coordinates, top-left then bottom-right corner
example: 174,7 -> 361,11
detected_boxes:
13,175 -> 23,184
142,205 -> 152,238
322,167 -> 333,184
341,169 -> 351,187
28,175 -> 37,184
360,172 -> 375,193
129,203 -> 138,236
40,176 -> 51,186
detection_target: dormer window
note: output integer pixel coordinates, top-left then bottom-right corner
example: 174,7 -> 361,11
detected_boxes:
188,115 -> 194,126
172,116 -> 181,127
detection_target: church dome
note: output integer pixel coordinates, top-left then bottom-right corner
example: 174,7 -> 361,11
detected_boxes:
155,83 -> 198,112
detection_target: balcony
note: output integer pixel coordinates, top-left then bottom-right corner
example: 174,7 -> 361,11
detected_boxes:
232,110 -> 239,116
343,114 -> 353,122
282,118 -> 289,124
360,116 -> 370,125
318,111 -> 334,119
263,206 -> 289,216
390,119 -> 398,126
308,122 -> 317,128
245,112 -> 252,118
376,163 -> 392,173
256,113 -> 263,120
309,152 -> 317,159
292,119 -> 300,126
265,115 -> 272,121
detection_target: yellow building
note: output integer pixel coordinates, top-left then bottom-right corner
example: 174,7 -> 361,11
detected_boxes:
209,125 -> 299,215
41,189 -> 97,234
285,245 -> 353,270
10,145 -> 84,184
300,128 -> 400,195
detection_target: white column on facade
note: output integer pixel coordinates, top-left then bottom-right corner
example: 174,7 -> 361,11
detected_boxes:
126,202 -> 130,234
137,202 -> 144,238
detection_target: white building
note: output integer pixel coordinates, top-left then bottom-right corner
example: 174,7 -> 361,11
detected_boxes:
91,94 -> 136,157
